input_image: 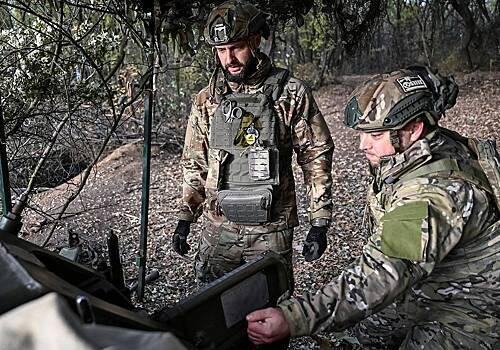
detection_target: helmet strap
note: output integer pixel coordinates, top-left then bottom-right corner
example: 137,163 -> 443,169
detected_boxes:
246,35 -> 261,58
390,130 -> 401,153
211,46 -> 221,66
249,45 -> 257,58
208,65 -> 219,103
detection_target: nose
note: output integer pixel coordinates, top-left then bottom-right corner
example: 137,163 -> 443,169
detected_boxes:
223,49 -> 236,65
359,132 -> 370,151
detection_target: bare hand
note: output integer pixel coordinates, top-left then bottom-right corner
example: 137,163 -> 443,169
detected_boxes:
246,307 -> 290,345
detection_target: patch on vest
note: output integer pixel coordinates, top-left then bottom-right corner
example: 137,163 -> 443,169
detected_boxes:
234,113 -> 261,147
396,75 -> 427,93
380,201 -> 429,261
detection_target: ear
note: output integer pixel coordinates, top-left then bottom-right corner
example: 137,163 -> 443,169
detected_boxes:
253,34 -> 261,48
409,119 -> 425,142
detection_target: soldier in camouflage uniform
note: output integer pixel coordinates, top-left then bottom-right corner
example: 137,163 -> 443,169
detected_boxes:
247,66 -> 500,349
171,0 -> 334,284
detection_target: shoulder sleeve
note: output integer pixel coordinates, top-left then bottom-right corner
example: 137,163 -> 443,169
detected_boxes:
289,81 -> 333,163
288,80 -> 334,221
178,93 -> 210,222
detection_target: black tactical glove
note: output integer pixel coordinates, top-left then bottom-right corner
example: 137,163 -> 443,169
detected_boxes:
302,226 -> 328,262
172,220 -> 191,255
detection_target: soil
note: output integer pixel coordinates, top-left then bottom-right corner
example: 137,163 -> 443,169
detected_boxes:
21,71 -> 500,349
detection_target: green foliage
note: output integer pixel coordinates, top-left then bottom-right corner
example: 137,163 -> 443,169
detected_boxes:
0,1 -> 137,188
297,10 -> 334,54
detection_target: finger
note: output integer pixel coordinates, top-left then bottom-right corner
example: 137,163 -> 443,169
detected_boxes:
172,239 -> 182,255
248,330 -> 279,345
247,327 -> 268,345
246,308 -> 274,322
180,242 -> 190,254
304,254 -> 315,262
305,242 -> 319,259
301,243 -> 310,257
305,250 -> 319,262
247,320 -> 268,334
248,336 -> 266,345
248,334 -> 265,345
318,245 -> 326,256
247,326 -> 264,338
304,252 -> 316,262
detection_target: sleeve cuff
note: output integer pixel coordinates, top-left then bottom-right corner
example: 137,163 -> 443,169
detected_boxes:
309,208 -> 332,222
177,212 -> 195,222
278,298 -> 311,337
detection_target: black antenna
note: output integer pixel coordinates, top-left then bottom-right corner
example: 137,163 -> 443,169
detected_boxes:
0,93 -> 12,216
137,0 -> 158,301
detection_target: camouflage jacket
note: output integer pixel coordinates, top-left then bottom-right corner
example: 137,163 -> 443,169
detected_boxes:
279,128 -> 500,344
177,53 -> 334,232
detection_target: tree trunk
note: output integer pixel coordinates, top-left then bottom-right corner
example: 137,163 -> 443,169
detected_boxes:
449,0 -> 476,70
414,2 -> 432,67
317,47 -> 334,87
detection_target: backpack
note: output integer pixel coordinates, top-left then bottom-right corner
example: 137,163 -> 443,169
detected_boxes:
467,138 -> 500,212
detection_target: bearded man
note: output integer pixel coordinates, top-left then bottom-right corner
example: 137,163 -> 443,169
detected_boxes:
171,0 -> 334,285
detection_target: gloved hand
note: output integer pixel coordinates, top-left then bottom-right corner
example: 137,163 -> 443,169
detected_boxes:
302,226 -> 328,262
172,220 -> 191,255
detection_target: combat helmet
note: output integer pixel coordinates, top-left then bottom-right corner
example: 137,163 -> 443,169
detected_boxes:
344,65 -> 458,132
204,0 -> 270,46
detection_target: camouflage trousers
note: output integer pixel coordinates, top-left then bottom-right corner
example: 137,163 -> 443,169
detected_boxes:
353,302 -> 499,349
194,221 -> 294,286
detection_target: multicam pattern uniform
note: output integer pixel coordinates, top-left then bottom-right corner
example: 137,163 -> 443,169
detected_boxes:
178,53 -> 334,281
279,128 -> 500,349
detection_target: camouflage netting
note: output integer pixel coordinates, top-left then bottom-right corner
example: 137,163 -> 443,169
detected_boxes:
129,0 -> 383,54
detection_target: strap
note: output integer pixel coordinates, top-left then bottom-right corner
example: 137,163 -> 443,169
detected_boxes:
214,76 -> 227,104
400,158 -> 493,194
469,138 -> 500,212
439,128 -> 500,211
262,68 -> 290,102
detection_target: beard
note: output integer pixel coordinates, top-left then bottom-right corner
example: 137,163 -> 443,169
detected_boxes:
222,56 -> 258,84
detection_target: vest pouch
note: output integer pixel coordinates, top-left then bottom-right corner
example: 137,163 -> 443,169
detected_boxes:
249,147 -> 271,181
217,188 -> 272,225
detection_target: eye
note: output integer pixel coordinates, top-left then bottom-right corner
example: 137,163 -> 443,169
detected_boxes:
371,132 -> 383,139
233,43 -> 245,51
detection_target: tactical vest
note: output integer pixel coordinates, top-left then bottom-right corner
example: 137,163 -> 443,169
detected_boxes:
399,129 -> 500,212
208,68 -> 289,225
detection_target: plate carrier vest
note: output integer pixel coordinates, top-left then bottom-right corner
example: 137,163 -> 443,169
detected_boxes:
208,68 -> 289,225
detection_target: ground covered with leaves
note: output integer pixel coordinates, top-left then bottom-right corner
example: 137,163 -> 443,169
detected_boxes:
22,71 -> 500,349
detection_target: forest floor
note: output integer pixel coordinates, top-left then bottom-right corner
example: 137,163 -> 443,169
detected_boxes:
22,71 -> 500,349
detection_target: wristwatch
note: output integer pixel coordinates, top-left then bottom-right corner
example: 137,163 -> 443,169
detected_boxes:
311,218 -> 331,227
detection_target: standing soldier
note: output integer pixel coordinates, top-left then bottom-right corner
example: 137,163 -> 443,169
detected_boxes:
171,0 -> 334,284
247,66 -> 500,349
